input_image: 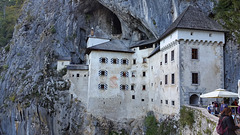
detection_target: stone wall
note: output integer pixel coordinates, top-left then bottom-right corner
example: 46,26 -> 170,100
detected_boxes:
180,105 -> 218,135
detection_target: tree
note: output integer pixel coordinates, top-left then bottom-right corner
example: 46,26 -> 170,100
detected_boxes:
214,0 -> 240,43
0,0 -> 24,47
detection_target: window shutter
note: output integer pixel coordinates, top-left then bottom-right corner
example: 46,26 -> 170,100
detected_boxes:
105,70 -> 108,76
105,58 -> 108,63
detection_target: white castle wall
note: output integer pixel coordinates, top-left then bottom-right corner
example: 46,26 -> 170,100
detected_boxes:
57,60 -> 70,71
65,69 -> 89,105
61,28 -> 225,120
179,40 -> 224,105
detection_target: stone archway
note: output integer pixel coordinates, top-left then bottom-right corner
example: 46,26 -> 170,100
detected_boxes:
190,94 -> 199,105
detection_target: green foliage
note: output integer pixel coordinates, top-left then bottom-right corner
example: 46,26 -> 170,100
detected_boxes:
50,26 -> 56,34
144,115 -> 159,135
214,0 -> 240,43
0,0 -> 24,47
58,67 -> 67,77
144,114 -> 177,135
4,44 -> 10,52
3,64 -> 8,70
9,94 -> 16,102
179,106 -> 195,129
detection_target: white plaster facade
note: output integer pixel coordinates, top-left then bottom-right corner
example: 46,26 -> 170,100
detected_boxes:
57,60 -> 70,71
60,6 -> 226,120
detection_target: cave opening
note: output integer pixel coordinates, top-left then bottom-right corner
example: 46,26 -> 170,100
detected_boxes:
109,13 -> 122,35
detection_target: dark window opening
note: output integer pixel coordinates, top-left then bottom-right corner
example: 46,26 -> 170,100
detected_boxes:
165,54 -> 168,63
143,58 -> 147,63
100,84 -> 105,90
161,100 -> 163,103
113,59 -> 117,64
101,71 -> 105,76
171,50 -> 174,61
142,99 -> 144,102
122,59 -> 127,64
77,74 -> 80,77
132,95 -> 135,99
192,73 -> 199,84
102,58 -> 106,63
192,49 -> 198,59
172,101 -> 175,105
171,74 -> 175,84
131,85 -> 134,90
151,99 -> 153,102
142,85 -> 146,90
166,100 -> 168,104
165,75 -> 168,85
133,59 -> 136,64
143,71 -> 146,77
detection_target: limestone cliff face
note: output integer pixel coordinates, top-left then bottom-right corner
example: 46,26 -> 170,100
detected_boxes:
0,0 -> 238,134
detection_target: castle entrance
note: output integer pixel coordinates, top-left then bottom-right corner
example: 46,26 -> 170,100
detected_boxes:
190,94 -> 199,105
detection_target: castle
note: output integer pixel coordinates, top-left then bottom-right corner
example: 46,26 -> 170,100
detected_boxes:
57,6 -> 227,120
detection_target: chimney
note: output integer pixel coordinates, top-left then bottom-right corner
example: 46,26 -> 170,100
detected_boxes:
90,27 -> 94,36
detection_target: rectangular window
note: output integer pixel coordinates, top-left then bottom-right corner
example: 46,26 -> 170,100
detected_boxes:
142,99 -> 144,101
131,85 -> 134,90
102,58 -> 106,63
171,73 -> 175,84
132,95 -> 135,99
113,59 -> 117,64
121,59 -> 128,65
165,75 -> 168,85
160,62 -> 162,65
192,49 -> 198,59
151,99 -> 153,102
133,59 -> 136,65
98,84 -> 107,90
143,58 -> 147,63
132,71 -> 136,77
161,100 -> 163,104
172,101 -> 175,105
101,71 -> 105,76
122,59 -> 127,64
120,84 -> 128,90
142,85 -> 146,90
77,74 -> 80,77
171,50 -> 174,61
143,71 -> 146,77
192,73 -> 199,84
165,100 -> 168,104
165,53 -> 167,63
121,71 -> 128,77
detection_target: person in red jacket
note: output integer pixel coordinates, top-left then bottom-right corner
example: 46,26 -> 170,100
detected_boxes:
221,107 -> 240,135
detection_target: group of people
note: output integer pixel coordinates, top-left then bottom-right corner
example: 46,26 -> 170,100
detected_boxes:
207,99 -> 240,115
207,99 -> 240,135
207,100 -> 229,115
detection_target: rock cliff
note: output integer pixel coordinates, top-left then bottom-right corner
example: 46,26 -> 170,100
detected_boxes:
0,0 -> 239,134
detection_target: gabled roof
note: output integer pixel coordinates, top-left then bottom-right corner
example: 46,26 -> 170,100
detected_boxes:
67,64 -> 89,70
130,39 -> 157,48
86,39 -> 134,54
157,6 -> 227,42
57,56 -> 71,61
